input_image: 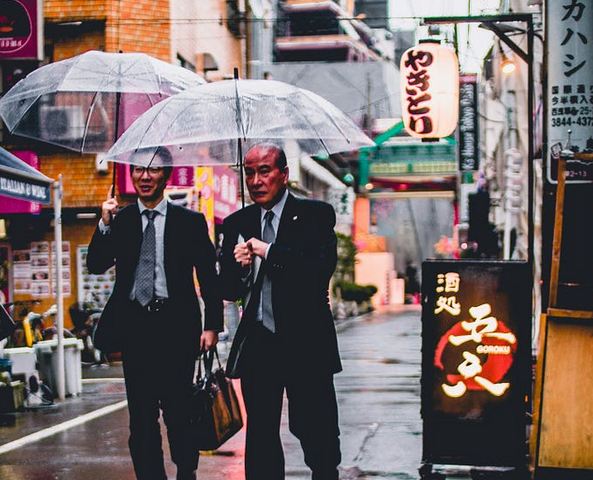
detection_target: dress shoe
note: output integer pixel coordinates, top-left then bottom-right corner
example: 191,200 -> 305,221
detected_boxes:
312,468 -> 339,480
176,470 -> 197,480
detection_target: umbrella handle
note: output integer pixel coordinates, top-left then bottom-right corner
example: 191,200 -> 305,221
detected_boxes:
111,163 -> 116,199
238,140 -> 245,208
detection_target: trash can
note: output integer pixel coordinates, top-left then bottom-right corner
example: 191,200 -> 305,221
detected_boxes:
3,347 -> 39,391
3,347 -> 37,374
34,338 -> 83,397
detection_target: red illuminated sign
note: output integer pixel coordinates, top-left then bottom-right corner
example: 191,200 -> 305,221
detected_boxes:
434,302 -> 517,398
421,260 -> 531,467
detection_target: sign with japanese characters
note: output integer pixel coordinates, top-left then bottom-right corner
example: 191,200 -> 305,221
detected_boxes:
0,0 -> 42,60
458,75 -> 479,171
546,0 -> 593,183
327,187 -> 354,225
400,40 -> 459,139
212,165 -> 238,221
421,260 -> 531,466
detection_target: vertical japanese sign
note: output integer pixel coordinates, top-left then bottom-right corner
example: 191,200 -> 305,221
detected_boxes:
212,165 -> 238,221
458,75 -> 479,171
547,0 -> 593,183
327,187 -> 355,225
195,167 -> 215,242
421,260 -> 531,467
0,0 -> 42,60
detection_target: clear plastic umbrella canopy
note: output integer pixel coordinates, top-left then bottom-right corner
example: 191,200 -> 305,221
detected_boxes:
0,50 -> 205,153
104,78 -> 376,167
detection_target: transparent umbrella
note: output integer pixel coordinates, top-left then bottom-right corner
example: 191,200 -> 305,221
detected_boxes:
0,50 -> 205,154
104,77 -> 375,204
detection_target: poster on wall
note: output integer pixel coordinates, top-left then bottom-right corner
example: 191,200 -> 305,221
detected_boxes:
51,241 -> 71,297
77,245 -> 114,309
30,241 -> 49,298
13,248 -> 31,294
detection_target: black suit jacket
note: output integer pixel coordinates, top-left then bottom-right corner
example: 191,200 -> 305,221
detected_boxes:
220,194 -> 342,377
87,202 -> 223,353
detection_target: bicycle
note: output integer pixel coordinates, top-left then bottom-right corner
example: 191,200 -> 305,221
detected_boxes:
69,299 -> 103,365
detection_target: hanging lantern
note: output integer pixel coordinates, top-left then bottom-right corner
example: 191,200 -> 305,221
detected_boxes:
400,39 -> 459,139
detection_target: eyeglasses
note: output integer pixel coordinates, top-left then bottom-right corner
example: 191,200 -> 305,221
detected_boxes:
131,166 -> 163,176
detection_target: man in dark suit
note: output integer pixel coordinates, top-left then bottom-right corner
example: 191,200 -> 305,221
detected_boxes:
87,147 -> 223,480
220,143 -> 342,480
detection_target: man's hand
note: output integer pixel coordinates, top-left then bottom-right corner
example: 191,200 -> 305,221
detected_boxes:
101,186 -> 118,226
245,237 -> 268,259
234,242 -> 253,267
200,330 -> 219,351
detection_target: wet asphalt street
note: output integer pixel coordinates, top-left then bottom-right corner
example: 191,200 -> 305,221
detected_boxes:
0,305 -> 436,480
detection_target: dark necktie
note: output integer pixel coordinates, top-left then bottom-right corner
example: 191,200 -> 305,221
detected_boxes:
261,210 -> 275,332
135,210 -> 156,306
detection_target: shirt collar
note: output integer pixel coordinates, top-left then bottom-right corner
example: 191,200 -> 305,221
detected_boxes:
260,189 -> 288,223
138,198 -> 168,217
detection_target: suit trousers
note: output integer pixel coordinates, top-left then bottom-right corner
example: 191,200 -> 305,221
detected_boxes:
122,302 -> 198,480
240,323 -> 341,480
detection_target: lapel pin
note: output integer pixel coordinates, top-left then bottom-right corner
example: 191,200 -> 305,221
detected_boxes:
293,215 -> 298,221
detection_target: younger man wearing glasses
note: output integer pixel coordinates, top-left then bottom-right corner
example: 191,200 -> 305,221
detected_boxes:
87,147 -> 223,480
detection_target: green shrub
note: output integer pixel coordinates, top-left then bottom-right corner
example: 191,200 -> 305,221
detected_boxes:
334,280 -> 378,304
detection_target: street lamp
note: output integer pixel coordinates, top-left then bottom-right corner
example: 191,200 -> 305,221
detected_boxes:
501,52 -> 517,74
423,14 -> 535,268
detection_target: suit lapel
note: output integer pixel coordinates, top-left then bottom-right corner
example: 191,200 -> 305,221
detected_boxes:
237,205 -> 260,274
128,203 -> 143,264
163,203 -> 176,279
275,194 -> 297,245
239,205 -> 261,242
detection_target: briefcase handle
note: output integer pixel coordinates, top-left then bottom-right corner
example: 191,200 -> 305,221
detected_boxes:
197,346 -> 222,382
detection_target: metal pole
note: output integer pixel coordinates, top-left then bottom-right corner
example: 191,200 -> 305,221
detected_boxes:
53,176 -> 65,400
504,91 -> 518,260
526,16 -> 534,270
234,67 -> 246,208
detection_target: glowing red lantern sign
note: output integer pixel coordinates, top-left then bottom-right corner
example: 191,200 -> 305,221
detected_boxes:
400,39 -> 459,138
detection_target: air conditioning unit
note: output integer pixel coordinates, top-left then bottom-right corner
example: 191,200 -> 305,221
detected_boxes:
39,105 -> 85,141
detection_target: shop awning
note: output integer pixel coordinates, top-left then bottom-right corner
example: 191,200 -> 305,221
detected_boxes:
0,147 -> 53,204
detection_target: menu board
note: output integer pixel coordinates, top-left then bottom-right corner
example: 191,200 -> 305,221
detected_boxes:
51,241 -> 71,297
76,245 -> 114,308
12,241 -> 72,298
